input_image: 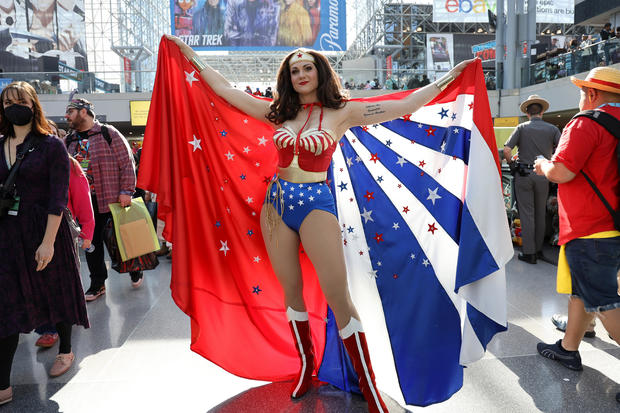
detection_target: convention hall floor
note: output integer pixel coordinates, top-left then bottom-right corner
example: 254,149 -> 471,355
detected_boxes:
3,246 -> 619,413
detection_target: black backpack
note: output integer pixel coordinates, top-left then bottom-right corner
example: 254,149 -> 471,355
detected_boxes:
65,124 -> 111,149
571,109 -> 620,230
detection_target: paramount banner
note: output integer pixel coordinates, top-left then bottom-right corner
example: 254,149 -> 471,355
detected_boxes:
171,0 -> 346,51
433,0 -> 574,24
0,0 -> 88,72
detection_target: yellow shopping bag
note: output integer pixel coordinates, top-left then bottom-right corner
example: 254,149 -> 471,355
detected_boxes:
109,198 -> 160,261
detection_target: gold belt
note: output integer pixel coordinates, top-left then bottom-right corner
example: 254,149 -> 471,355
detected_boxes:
276,166 -> 327,183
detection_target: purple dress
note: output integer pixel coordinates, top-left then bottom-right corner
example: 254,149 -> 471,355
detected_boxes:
0,133 -> 89,338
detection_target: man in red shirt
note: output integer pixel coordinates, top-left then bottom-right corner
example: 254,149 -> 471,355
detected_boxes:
534,67 -> 620,403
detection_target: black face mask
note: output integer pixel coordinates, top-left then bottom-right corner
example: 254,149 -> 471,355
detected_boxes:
4,104 -> 34,126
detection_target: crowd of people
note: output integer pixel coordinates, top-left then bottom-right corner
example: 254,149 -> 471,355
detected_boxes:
536,24 -> 620,83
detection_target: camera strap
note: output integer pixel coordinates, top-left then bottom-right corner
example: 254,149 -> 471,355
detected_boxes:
0,136 -> 37,198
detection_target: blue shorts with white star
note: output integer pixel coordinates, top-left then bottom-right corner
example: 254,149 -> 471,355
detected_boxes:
266,177 -> 336,234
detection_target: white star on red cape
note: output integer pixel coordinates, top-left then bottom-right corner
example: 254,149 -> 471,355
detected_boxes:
185,70 -> 199,87
188,135 -> 202,152
219,240 -> 230,256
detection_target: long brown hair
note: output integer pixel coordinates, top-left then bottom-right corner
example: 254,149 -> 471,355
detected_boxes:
0,81 -> 52,137
267,49 -> 348,125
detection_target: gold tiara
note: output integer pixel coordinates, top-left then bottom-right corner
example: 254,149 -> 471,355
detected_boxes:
290,50 -> 315,65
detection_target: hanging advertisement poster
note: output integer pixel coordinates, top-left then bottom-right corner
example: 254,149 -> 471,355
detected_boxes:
471,40 -> 496,61
433,0 -> 574,24
171,0 -> 346,51
426,33 -> 454,76
535,0 -> 574,24
0,0 -> 88,73
433,0 -> 497,23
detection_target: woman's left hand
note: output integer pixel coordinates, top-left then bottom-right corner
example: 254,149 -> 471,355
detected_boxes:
450,58 -> 479,78
35,242 -> 54,271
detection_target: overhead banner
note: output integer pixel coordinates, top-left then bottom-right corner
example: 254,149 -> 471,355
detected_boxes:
171,0 -> 346,51
534,0 -> 574,24
433,0 -> 497,23
0,0 -> 88,72
433,0 -> 574,24
426,33 -> 454,75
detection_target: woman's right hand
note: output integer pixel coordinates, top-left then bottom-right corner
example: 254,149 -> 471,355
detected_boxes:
164,34 -> 194,58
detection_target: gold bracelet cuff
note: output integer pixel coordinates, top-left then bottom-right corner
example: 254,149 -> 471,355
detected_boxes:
190,55 -> 207,72
435,74 -> 455,91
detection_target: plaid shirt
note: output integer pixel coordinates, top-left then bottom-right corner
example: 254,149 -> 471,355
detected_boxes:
66,121 -> 136,213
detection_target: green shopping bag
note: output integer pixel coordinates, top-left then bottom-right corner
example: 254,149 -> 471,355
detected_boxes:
108,198 -> 160,261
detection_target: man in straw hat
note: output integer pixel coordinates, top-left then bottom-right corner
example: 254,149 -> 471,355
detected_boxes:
534,66 -> 620,403
503,94 -> 560,264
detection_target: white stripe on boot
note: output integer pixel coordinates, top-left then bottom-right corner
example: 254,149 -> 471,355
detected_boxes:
287,307 -> 310,398
340,317 -> 385,413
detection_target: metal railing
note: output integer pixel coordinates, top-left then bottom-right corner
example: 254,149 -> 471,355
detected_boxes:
529,37 -> 620,85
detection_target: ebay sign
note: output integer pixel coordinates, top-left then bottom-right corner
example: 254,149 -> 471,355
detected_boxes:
433,0 -> 496,23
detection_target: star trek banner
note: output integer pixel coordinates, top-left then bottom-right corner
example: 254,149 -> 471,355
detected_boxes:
139,37 -> 512,407
171,0 -> 346,51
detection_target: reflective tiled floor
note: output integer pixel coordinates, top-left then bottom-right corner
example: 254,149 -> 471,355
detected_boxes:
2,246 -> 619,413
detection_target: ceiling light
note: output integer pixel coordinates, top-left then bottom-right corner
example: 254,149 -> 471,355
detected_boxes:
556,29 -> 562,34
416,27 -> 422,32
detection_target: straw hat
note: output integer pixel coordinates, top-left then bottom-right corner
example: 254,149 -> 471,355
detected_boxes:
519,94 -> 549,114
571,66 -> 620,94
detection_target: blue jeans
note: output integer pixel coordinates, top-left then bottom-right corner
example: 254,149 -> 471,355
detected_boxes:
566,237 -> 620,312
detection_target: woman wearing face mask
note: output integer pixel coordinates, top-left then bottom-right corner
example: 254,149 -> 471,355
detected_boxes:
32,119 -> 95,350
0,82 -> 89,406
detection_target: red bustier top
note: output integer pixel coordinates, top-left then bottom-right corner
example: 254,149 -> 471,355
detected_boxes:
272,103 -> 338,175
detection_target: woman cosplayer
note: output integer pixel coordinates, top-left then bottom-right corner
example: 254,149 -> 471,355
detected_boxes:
166,34 -> 473,412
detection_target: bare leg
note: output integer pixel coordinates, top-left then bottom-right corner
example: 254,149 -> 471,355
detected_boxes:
300,210 -> 387,412
298,210 -> 358,329
260,204 -> 306,312
562,296 -> 595,351
597,308 -> 620,345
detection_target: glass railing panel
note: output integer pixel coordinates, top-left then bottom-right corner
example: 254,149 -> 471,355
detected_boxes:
526,37 -> 620,87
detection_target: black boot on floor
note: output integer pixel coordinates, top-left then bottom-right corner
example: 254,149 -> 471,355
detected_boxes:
518,253 -> 537,264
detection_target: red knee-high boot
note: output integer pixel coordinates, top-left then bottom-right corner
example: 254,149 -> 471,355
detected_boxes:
287,307 -> 315,399
340,317 -> 388,413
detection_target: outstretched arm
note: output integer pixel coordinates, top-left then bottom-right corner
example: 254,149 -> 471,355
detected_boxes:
165,35 -> 272,124
340,59 -> 476,130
